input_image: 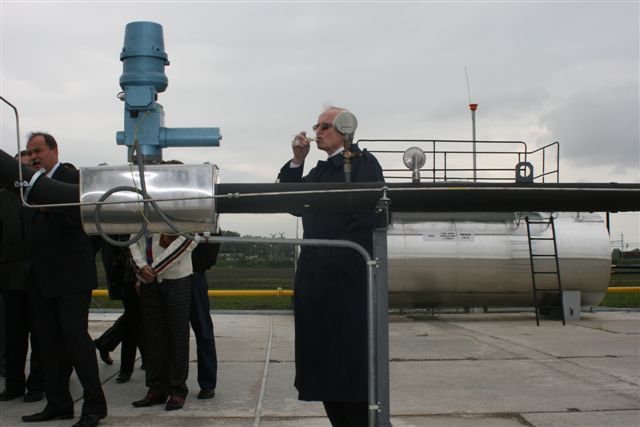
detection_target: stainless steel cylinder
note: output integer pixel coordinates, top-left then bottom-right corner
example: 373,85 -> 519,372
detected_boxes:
80,164 -> 218,235
387,212 -> 611,307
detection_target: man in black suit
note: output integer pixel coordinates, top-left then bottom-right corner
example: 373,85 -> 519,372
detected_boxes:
0,150 -> 44,403
21,133 -> 107,427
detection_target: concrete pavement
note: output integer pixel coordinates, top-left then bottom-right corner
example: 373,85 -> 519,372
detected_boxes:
0,310 -> 638,426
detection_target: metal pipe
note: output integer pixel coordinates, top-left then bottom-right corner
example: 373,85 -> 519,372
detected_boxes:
91,289 -> 294,297
0,96 -> 23,195
92,285 -> 640,298
1,147 -> 639,214
6,145 -> 640,213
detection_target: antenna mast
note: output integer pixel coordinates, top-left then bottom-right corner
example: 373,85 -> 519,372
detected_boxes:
465,66 -> 478,182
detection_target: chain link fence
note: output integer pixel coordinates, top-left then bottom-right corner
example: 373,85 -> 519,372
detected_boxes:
609,212 -> 640,252
207,214 -> 299,310
609,212 -> 640,288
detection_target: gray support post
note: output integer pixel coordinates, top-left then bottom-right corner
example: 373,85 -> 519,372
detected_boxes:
370,187 -> 392,427
373,227 -> 392,427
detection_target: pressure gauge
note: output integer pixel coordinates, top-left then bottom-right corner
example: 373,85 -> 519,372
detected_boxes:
403,147 -> 426,170
333,111 -> 358,135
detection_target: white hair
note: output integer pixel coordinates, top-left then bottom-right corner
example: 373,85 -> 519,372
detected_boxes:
321,104 -> 350,115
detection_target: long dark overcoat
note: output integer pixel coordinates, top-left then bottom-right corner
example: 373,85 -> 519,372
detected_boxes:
278,145 -> 384,402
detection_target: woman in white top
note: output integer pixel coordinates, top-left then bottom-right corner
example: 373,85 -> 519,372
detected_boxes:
129,234 -> 196,411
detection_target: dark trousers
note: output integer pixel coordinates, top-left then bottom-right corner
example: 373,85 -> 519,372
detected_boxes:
190,272 -> 217,391
322,401 -> 368,427
94,281 -> 142,374
140,277 -> 191,398
1,290 -> 43,394
31,290 -> 106,416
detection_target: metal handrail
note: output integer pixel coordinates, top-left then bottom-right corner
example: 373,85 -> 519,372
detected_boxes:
529,141 -> 560,183
357,138 -> 559,184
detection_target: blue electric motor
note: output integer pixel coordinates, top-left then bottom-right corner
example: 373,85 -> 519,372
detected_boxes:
116,21 -> 221,162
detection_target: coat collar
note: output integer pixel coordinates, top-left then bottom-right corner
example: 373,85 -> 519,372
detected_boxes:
327,144 -> 363,168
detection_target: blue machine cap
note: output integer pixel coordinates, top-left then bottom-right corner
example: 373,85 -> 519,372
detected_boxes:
119,21 -> 169,92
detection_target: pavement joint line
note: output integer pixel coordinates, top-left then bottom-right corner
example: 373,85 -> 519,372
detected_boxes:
71,355 -> 134,405
564,357 -> 640,389
389,357 -> 531,362
384,412 -> 536,426
519,407 -> 640,415
253,316 -> 274,427
448,320 -> 640,394
441,322 -> 541,360
570,322 -> 640,335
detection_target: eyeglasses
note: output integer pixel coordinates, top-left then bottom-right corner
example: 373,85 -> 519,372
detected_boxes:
312,122 -> 333,131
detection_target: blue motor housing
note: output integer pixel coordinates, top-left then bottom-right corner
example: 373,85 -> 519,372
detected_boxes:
119,21 -> 169,92
117,21 -> 220,162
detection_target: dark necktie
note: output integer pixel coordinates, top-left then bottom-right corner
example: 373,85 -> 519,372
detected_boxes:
145,236 -> 153,265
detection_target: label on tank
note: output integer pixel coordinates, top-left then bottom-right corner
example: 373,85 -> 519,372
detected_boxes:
422,232 -> 475,241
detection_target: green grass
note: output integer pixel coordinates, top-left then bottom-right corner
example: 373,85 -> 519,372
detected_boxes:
599,293 -> 640,308
609,274 -> 640,287
602,271 -> 640,307
211,296 -> 292,310
206,266 -> 294,288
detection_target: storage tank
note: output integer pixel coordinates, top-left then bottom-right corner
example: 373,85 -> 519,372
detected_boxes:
387,211 -> 611,308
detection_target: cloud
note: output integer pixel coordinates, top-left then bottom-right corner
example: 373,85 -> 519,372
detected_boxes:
540,83 -> 639,170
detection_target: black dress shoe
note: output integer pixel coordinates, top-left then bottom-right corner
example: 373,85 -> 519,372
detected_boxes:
94,343 -> 113,365
132,392 -> 167,407
115,372 -> 131,383
0,388 -> 24,401
197,388 -> 215,399
22,409 -> 74,422
71,412 -> 106,427
165,395 -> 185,411
23,391 -> 45,403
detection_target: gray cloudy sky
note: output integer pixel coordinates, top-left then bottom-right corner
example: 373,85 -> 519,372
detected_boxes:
1,1 -> 638,186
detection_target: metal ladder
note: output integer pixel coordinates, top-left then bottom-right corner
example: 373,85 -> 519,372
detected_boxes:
525,216 -> 566,326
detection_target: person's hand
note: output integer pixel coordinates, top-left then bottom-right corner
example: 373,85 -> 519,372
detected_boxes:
291,131 -> 311,164
140,265 -> 156,283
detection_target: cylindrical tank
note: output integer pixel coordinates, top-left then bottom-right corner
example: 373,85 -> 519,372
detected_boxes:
387,212 -> 611,308
80,164 -> 218,235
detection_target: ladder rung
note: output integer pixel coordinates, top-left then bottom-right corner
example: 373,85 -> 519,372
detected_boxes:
534,290 -> 561,293
532,271 -> 559,275
531,254 -> 557,257
529,237 -> 555,241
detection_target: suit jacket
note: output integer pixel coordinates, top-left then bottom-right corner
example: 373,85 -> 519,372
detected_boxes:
278,145 -> 385,402
24,165 -> 98,298
0,189 -> 30,291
